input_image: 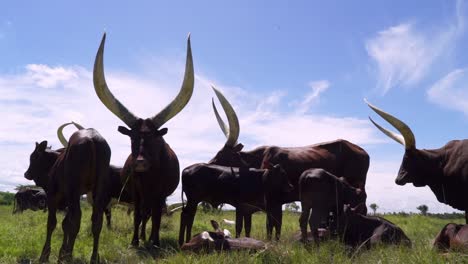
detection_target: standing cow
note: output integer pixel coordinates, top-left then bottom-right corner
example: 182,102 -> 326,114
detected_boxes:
24,128 -> 111,263
93,33 -> 194,247
209,87 -> 369,239
179,163 -> 293,245
299,168 -> 366,245
13,187 -> 47,214
366,100 -> 468,223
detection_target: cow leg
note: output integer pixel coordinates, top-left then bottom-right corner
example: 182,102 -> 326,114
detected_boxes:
39,204 -> 57,263
299,206 -> 311,243
180,201 -> 198,244
131,198 -> 142,246
309,208 -> 324,246
149,198 -> 165,247
465,211 -> 467,224
140,209 -> 149,241
90,202 -> 105,264
235,208 -> 243,238
272,205 -> 283,240
104,208 -> 112,229
244,214 -> 252,238
266,210 -> 273,240
59,198 -> 81,262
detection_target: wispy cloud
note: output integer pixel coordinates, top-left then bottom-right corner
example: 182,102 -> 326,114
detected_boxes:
295,80 -> 330,114
366,0 -> 465,94
427,68 -> 468,115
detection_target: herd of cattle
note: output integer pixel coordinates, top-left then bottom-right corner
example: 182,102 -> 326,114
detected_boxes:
12,33 -> 468,263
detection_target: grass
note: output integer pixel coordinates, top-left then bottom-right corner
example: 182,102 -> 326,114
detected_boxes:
0,204 -> 466,263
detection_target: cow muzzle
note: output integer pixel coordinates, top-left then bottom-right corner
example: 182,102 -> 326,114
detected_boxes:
134,157 -> 150,172
24,170 -> 33,180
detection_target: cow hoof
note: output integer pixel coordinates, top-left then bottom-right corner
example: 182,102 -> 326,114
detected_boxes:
90,253 -> 100,264
131,240 -> 139,247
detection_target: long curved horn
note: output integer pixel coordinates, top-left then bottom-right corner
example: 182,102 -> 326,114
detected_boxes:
212,86 -> 239,147
365,99 -> 416,149
212,98 -> 229,137
93,33 -> 139,127
57,121 -> 85,147
150,34 -> 194,128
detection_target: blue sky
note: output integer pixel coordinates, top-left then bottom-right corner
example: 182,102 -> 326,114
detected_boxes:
0,0 -> 467,213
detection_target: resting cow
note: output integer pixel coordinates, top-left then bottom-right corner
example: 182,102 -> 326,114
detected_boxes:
93,33 -> 194,247
209,87 -> 369,239
181,220 -> 266,252
434,223 -> 468,252
13,187 -> 46,214
24,128 -> 111,263
299,168 -> 366,245
179,163 -> 292,245
342,204 -> 411,249
367,100 -> 468,223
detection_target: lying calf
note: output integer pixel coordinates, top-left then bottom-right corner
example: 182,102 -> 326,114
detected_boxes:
181,220 -> 266,252
342,204 -> 411,249
433,223 -> 468,252
179,163 -> 292,245
299,168 -> 366,245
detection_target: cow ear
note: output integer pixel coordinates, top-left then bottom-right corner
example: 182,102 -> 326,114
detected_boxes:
210,220 -> 220,232
118,126 -> 132,136
37,141 -> 48,152
233,143 -> 244,152
157,128 -> 168,136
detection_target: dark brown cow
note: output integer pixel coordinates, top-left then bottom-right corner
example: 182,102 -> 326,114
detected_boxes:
179,163 -> 293,245
434,223 -> 468,252
93,33 -> 194,247
299,168 -> 366,245
209,87 -> 369,239
24,128 -> 111,263
13,187 -> 46,214
367,100 -> 468,224
181,220 -> 266,252
342,204 -> 411,249
58,122 -> 150,233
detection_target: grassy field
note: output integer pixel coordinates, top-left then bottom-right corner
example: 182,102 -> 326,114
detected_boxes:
0,204 -> 466,264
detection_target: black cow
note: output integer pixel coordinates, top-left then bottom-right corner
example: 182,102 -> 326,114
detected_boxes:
342,204 -> 411,249
179,163 -> 293,245
367,100 -> 468,223
13,187 -> 46,214
434,223 -> 468,252
209,87 -> 369,239
93,33 -> 194,247
299,168 -> 366,245
24,128 -> 111,263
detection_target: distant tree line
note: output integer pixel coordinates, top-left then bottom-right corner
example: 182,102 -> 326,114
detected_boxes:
0,191 -> 15,205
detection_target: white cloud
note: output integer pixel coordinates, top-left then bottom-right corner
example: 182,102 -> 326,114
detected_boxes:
366,0 -> 465,94
427,68 -> 468,115
0,62 -> 459,213
295,80 -> 330,114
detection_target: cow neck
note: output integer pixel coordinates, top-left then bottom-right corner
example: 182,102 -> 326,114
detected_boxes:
416,148 -> 446,185
239,147 -> 266,168
39,150 -> 62,193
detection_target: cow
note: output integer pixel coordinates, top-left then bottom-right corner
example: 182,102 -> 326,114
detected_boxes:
181,220 -> 266,252
13,187 -> 47,214
366,100 -> 468,224
179,163 -> 293,245
209,87 -> 370,239
58,122 -> 150,233
24,129 -> 111,263
93,33 -> 194,247
342,204 -> 411,250
298,168 -> 366,245
433,223 -> 468,252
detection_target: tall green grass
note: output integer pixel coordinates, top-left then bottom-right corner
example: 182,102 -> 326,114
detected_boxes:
0,205 -> 465,263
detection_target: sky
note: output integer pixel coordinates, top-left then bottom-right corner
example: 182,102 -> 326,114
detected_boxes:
0,0 -> 466,213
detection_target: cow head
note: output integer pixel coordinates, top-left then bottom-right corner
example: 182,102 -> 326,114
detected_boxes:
262,164 -> 294,194
24,141 -> 57,186
93,33 -> 194,173
366,100 -> 429,187
209,87 -> 249,167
